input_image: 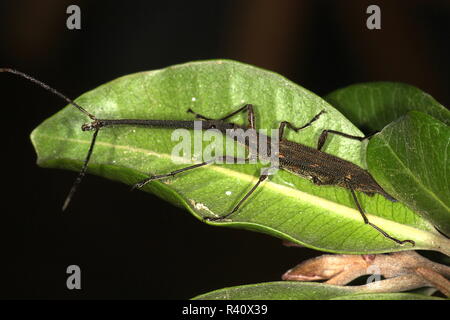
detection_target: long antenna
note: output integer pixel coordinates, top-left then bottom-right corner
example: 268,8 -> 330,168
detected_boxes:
0,68 -> 97,120
1,67 -> 99,210
62,128 -> 100,211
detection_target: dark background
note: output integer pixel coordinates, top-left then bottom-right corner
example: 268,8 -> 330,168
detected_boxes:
0,0 -> 448,299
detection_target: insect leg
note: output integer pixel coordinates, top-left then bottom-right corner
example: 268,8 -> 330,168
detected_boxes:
205,172 -> 269,221
188,104 -> 255,129
132,155 -> 247,189
317,130 -> 376,151
278,110 -> 326,139
62,128 -> 100,211
186,109 -> 212,120
347,182 -> 415,246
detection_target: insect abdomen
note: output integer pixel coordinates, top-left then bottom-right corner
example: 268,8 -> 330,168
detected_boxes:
278,140 -> 395,201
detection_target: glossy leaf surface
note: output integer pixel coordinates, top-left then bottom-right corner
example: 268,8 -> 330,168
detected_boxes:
31,60 -> 449,254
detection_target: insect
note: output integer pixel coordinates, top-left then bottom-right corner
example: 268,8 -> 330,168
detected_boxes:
1,68 -> 415,246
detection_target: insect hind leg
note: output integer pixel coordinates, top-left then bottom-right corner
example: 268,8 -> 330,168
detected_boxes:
317,130 -> 376,151
346,181 -> 415,246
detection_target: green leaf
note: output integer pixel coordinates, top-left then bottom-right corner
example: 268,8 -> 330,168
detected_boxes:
193,282 -> 355,300
330,292 -> 445,301
30,60 -> 450,255
192,281 -> 444,300
367,111 -> 450,237
325,82 -> 450,134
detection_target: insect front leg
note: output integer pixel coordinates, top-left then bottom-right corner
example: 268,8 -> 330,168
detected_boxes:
278,110 -> 326,139
188,104 -> 256,129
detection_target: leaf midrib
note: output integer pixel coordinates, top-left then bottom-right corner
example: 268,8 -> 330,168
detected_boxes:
32,131 -> 444,247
